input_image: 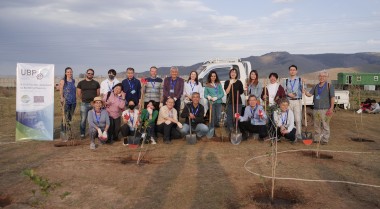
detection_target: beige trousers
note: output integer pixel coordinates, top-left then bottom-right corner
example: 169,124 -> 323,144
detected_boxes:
289,99 -> 302,138
313,109 -> 331,143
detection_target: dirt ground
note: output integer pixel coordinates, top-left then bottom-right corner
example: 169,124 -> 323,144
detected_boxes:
0,91 -> 380,209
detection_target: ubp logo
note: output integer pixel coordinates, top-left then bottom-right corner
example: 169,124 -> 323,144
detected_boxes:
20,68 -> 50,80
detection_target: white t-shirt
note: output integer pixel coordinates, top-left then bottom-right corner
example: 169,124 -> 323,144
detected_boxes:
183,81 -> 203,103
100,78 -> 120,95
267,83 -> 279,106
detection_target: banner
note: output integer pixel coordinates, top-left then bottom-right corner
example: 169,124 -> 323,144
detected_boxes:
16,63 -> 55,141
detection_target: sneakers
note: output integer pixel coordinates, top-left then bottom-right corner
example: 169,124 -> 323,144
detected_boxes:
150,137 -> 157,145
90,143 -> 96,150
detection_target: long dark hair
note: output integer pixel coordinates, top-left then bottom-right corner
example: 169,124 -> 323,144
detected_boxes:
207,70 -> 220,84
229,68 -> 239,79
63,67 -> 73,85
248,70 -> 258,86
187,71 -> 198,85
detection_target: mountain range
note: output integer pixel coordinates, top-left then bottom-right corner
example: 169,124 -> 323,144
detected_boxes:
133,52 -> 380,79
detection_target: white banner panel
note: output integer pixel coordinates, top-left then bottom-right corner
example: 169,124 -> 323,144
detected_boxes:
16,63 -> 55,141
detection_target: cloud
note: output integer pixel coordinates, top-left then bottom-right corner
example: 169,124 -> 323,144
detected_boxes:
271,8 -> 294,18
273,0 -> 296,3
154,19 -> 187,29
367,39 -> 380,45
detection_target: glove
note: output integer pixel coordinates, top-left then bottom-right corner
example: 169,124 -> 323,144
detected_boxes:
234,113 -> 240,119
245,95 -> 249,101
97,128 -> 102,137
230,79 -> 235,84
207,96 -> 212,100
177,122 -> 183,129
123,114 -> 130,121
212,97 -> 217,101
174,97 -> 177,101
102,131 -> 108,140
147,108 -> 153,114
159,102 -> 163,108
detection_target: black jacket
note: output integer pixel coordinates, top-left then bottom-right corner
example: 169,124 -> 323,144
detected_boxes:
181,103 -> 205,126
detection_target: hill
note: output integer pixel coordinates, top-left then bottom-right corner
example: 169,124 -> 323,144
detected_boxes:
131,52 -> 380,78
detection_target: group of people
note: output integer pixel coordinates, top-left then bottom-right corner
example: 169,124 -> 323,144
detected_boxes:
59,64 -> 335,149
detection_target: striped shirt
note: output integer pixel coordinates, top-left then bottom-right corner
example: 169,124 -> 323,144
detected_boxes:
144,77 -> 163,103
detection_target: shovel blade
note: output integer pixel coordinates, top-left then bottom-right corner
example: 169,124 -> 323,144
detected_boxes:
60,131 -> 68,142
206,127 -> 215,139
230,132 -> 242,145
186,134 -> 197,144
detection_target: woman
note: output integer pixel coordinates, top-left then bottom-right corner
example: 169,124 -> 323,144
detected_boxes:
273,98 -> 296,142
261,72 -> 286,107
87,97 -> 110,150
224,68 -> 244,131
183,71 -> 203,104
103,83 -> 126,143
120,100 -> 140,140
156,98 -> 183,144
59,67 -> 76,133
204,71 -> 224,129
141,100 -> 159,144
247,70 -> 263,103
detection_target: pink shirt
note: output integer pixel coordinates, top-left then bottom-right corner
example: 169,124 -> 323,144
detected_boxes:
102,93 -> 125,119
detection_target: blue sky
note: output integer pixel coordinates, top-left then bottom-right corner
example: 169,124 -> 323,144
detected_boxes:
0,0 -> 379,76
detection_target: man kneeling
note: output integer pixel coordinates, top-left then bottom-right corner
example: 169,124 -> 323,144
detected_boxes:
235,95 -> 268,140
180,92 -> 209,139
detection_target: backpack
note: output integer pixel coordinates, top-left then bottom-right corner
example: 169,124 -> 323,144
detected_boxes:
285,77 -> 302,93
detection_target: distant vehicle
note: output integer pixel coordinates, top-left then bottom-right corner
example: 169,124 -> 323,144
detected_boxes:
197,58 -> 252,105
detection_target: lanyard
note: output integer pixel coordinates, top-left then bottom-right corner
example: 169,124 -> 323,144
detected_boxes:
107,81 -> 115,92
94,111 -> 101,125
127,79 -> 134,90
151,78 -> 156,90
129,111 -> 134,125
191,105 -> 199,116
170,79 -> 177,90
189,81 -> 195,92
289,79 -> 297,92
281,110 -> 288,125
212,83 -> 218,94
250,105 -> 258,118
317,82 -> 326,96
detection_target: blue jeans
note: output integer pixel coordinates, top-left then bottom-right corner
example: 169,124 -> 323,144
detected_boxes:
209,102 -> 221,128
80,102 -> 92,135
61,103 -> 76,132
226,103 -> 242,130
180,123 -> 209,137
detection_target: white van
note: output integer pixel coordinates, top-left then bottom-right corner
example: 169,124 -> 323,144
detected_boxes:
196,58 -> 252,108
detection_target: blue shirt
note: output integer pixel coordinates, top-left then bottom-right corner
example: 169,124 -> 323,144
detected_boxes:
122,77 -> 141,106
63,79 -> 76,105
284,77 -> 302,99
239,104 -> 267,125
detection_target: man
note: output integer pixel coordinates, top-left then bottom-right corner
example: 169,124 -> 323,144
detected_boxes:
235,95 -> 268,140
304,70 -> 335,145
180,92 -> 208,139
100,69 -> 120,97
162,66 -> 184,117
122,67 -> 141,107
273,99 -> 297,142
284,65 -> 303,142
144,66 -> 163,110
77,68 -> 100,138
156,98 -> 183,144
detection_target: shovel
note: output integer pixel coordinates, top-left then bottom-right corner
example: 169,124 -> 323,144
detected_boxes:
230,90 -> 242,145
206,101 -> 214,139
302,82 -> 313,145
60,101 -> 68,142
185,104 -> 197,144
